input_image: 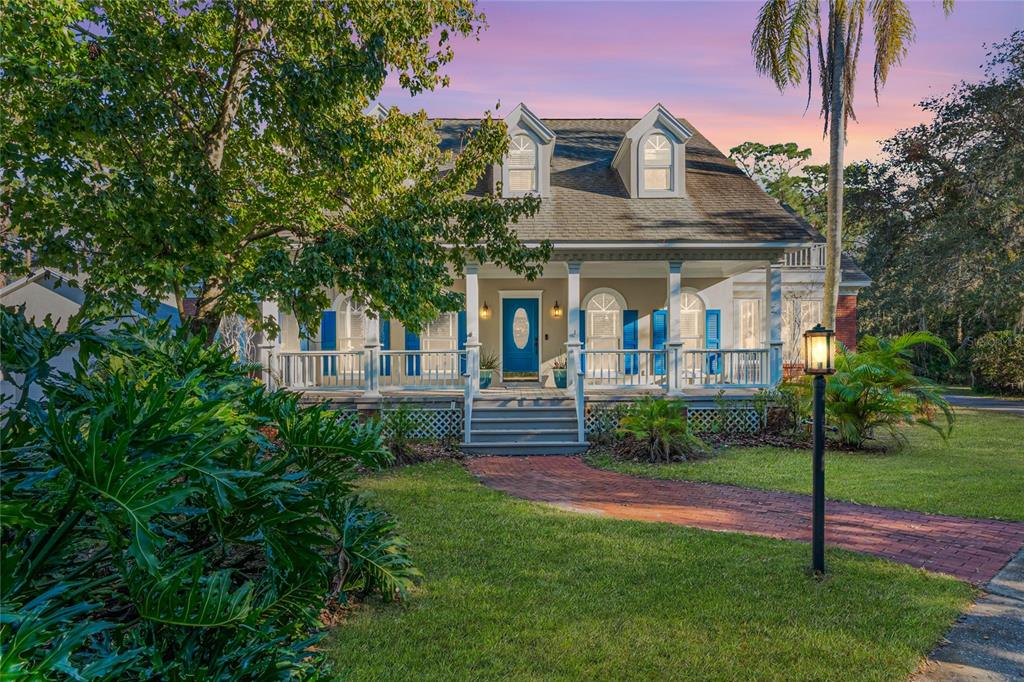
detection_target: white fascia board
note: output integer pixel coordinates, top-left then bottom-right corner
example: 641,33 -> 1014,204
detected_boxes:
506,103 -> 555,144
649,103 -> 692,142
0,268 -> 69,298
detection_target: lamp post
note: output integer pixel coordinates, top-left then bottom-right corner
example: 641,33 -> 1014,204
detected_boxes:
803,324 -> 836,576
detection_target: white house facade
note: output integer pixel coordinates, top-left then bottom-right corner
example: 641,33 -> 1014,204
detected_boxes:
263,104 -> 870,453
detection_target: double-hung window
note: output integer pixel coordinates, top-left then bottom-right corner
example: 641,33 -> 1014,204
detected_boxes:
643,133 -> 672,191
507,134 -> 537,193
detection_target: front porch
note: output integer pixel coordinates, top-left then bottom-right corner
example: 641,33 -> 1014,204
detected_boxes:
265,250 -> 794,399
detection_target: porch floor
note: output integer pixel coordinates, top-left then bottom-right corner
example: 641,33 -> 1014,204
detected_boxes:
294,383 -> 761,405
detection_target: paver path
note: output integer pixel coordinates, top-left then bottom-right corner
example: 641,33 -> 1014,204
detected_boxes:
467,456 -> 1024,585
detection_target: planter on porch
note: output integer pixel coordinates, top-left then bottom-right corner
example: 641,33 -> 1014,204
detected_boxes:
480,369 -> 494,389
552,368 -> 567,389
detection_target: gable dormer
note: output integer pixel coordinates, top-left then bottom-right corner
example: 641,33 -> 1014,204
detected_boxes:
495,103 -> 555,198
612,104 -> 692,198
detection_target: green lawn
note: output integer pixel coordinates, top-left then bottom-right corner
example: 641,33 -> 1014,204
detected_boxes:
587,410 -> 1024,521
328,463 -> 972,681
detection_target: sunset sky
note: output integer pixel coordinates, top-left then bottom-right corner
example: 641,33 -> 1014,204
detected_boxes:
379,0 -> 1023,163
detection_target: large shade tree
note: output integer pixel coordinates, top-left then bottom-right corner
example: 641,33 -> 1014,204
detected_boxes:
751,0 -> 953,327
1,0 -> 548,340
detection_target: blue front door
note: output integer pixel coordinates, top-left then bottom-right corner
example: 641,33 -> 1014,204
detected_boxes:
502,298 -> 539,376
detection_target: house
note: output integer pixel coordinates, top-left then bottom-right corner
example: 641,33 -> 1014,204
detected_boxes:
263,104 -> 869,453
0,268 -> 182,401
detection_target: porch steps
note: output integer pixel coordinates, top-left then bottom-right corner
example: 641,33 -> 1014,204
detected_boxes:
462,399 -> 588,456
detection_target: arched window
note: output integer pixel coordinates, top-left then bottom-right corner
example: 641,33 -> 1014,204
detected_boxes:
584,289 -> 625,352
679,290 -> 704,350
642,133 -> 673,191
332,295 -> 366,351
507,134 -> 537,192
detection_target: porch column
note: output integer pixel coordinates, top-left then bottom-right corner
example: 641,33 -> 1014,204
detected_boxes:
257,299 -> 280,389
363,314 -> 381,397
464,264 -> 481,394
765,261 -> 783,385
666,260 -> 683,394
565,261 -> 582,393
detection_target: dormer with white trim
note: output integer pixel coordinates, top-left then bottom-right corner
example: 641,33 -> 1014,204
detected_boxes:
611,104 -> 692,198
495,103 -> 555,198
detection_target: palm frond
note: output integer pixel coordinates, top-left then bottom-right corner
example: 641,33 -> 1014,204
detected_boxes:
870,0 -> 915,99
753,0 -> 795,88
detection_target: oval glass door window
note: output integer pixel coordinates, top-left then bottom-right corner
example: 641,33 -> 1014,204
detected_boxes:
512,308 -> 530,349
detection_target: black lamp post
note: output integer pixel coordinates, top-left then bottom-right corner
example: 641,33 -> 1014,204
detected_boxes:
803,323 -> 836,575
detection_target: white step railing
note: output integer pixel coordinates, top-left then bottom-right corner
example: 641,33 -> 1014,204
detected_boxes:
276,351 -> 366,389
676,348 -> 769,387
783,244 -> 826,269
378,350 -> 466,389
581,349 -> 668,388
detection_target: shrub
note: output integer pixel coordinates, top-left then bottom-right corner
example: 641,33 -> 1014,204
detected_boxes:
381,403 -> 422,464
787,332 -> 955,448
616,397 -> 707,463
971,331 -> 1024,395
0,308 -> 419,679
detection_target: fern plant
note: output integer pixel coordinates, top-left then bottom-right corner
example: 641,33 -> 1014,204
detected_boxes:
786,332 -> 956,448
0,308 -> 418,679
616,397 -> 707,463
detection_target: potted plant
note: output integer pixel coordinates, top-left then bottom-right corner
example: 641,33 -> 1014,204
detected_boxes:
479,352 -> 499,389
551,355 -> 568,389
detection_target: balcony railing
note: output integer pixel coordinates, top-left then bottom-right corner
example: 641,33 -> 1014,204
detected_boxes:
783,244 -> 826,269
675,348 -> 769,388
378,350 -> 466,389
579,347 -> 771,389
276,351 -> 365,389
581,349 -> 668,388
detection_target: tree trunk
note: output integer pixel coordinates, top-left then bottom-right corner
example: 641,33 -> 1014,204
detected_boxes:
822,14 -> 846,329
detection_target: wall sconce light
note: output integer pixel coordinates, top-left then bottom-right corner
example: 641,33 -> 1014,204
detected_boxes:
551,300 -> 563,319
480,301 -> 491,320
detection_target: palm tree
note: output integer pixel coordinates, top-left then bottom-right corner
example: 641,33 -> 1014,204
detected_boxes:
751,0 -> 953,327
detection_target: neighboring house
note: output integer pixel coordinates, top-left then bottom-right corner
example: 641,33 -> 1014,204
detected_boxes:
262,103 -> 870,452
0,268 -> 181,401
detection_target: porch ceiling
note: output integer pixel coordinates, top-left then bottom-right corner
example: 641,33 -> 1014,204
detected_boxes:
477,259 -> 769,279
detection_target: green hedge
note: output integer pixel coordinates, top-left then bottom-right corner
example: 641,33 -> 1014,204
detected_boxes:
971,331 -> 1024,395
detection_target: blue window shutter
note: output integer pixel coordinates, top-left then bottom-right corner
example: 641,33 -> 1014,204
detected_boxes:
623,310 -> 639,375
404,328 -> 421,376
379,319 -> 391,376
705,309 -> 721,374
320,310 -> 337,375
652,308 -> 667,374
458,310 -> 467,374
578,309 -> 587,374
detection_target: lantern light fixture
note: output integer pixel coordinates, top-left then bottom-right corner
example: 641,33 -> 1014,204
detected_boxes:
803,324 -> 836,376
480,301 -> 491,320
551,300 -> 563,319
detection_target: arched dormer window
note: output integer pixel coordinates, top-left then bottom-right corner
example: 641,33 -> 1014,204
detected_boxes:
507,134 -> 537,193
642,133 -> 673,192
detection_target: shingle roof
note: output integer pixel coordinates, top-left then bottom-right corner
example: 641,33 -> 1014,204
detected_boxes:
436,117 -> 821,245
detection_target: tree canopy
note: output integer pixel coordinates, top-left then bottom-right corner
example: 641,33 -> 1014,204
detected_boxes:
1,0 -> 549,339
732,31 -> 1024,374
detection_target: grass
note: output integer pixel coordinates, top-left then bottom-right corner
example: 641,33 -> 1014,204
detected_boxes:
587,410 -> 1024,521
942,385 -> 1024,401
327,462 -> 972,681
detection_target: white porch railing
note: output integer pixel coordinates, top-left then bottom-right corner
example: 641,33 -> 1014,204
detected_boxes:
276,351 -> 365,389
676,348 -> 769,387
378,350 -> 466,389
581,350 -> 669,388
783,244 -> 826,269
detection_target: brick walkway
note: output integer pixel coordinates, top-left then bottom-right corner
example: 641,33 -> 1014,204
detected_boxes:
467,456 -> 1024,585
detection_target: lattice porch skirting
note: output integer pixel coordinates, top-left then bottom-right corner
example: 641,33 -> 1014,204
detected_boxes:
585,403 -> 762,437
